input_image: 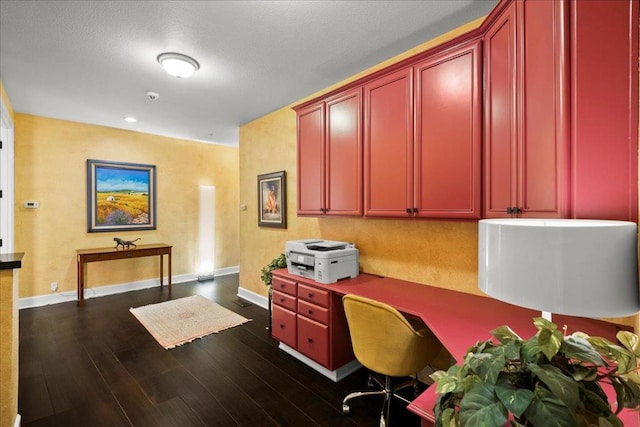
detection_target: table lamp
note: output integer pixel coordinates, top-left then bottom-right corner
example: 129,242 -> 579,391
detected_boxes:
478,219 -> 640,320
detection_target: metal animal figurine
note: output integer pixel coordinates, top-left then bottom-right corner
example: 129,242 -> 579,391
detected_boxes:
114,237 -> 140,250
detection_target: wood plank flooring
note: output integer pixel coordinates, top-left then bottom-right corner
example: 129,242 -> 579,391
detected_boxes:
18,274 -> 424,426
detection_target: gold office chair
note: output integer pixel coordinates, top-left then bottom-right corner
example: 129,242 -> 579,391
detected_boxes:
342,294 -> 444,427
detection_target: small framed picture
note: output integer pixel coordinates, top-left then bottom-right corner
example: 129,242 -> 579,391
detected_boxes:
87,159 -> 156,232
258,170 -> 286,229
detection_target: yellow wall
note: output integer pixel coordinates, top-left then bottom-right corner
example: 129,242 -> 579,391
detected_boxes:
1,81 -> 14,121
15,114 -> 240,298
238,17 -> 638,328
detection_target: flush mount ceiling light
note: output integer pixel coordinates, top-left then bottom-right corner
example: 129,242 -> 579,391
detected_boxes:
157,52 -> 200,78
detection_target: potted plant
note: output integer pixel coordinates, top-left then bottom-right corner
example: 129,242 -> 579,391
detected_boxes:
430,317 -> 640,426
261,253 -> 287,331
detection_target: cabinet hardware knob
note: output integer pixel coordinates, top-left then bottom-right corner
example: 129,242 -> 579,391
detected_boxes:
280,298 -> 285,303
308,293 -> 313,298
279,324 -> 285,328
412,207 -> 418,213
308,310 -> 313,315
406,208 -> 412,214
307,338 -> 313,343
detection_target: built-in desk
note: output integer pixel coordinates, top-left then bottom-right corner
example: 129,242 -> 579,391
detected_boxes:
76,244 -> 172,307
271,269 -> 637,426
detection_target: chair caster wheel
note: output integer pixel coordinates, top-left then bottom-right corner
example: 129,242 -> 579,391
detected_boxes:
342,404 -> 350,415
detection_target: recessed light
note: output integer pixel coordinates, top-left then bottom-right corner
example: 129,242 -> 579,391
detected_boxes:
124,116 -> 137,123
157,52 -> 200,78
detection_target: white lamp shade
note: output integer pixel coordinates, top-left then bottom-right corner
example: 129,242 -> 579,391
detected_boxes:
478,219 -> 640,318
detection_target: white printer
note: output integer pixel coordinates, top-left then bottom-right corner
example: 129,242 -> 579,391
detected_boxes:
285,239 -> 359,284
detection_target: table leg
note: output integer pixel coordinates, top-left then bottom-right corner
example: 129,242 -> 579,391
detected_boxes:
77,256 -> 84,307
160,253 -> 164,288
168,249 -> 172,293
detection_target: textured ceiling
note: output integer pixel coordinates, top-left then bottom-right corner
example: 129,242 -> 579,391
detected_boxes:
0,0 -> 497,146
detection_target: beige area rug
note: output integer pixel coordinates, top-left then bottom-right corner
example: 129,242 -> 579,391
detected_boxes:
130,295 -> 251,349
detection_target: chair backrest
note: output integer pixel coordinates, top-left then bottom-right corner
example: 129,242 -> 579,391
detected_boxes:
342,294 -> 442,377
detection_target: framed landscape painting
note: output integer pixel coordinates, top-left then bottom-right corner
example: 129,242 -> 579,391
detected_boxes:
87,159 -> 156,232
258,170 -> 286,228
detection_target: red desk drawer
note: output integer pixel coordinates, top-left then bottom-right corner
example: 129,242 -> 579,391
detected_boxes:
298,299 -> 329,325
272,276 -> 297,297
298,283 -> 330,307
272,290 -> 297,311
297,315 -> 329,367
272,305 -> 297,348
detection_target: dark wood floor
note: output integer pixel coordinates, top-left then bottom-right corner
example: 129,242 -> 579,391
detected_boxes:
18,274 -> 424,426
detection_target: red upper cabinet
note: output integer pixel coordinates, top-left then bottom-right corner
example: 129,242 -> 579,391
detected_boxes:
297,102 -> 325,215
484,0 -> 569,218
364,40 -> 482,219
570,0 -> 638,222
414,40 -> 482,218
364,68 -> 414,217
296,88 -> 363,216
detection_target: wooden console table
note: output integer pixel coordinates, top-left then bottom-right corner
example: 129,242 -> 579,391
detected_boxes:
76,243 -> 172,307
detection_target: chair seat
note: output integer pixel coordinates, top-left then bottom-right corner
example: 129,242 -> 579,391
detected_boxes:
341,294 -> 446,426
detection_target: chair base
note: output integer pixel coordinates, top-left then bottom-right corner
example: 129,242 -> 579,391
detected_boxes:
342,373 -> 419,426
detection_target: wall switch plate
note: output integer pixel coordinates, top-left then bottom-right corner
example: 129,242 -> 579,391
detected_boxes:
51,282 -> 58,292
24,201 -> 39,208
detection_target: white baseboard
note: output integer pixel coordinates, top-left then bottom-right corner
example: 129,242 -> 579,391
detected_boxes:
237,286 -> 269,309
14,414 -> 20,427
19,266 -> 239,309
278,343 -> 361,382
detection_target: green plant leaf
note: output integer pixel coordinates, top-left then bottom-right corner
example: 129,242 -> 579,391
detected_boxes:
459,383 -> 508,427
591,339 -> 637,374
571,365 -> 598,382
533,317 -> 558,332
523,385 -> 575,427
521,337 -> 542,364
538,326 -> 564,361
434,372 -> 463,395
528,363 -> 579,410
578,388 -> 621,427
495,382 -> 535,418
562,334 -> 608,366
469,353 -> 506,385
492,325 -> 522,344
618,331 -> 640,357
610,376 -> 640,410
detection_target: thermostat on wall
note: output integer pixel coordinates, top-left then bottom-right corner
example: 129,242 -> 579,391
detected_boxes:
24,201 -> 39,209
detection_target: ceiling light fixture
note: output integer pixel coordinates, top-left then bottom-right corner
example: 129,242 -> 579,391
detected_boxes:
157,52 -> 200,78
124,116 -> 137,123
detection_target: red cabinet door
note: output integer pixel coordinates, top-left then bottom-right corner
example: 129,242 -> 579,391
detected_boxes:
570,0 -> 638,221
364,67 -> 414,217
518,0 -> 569,218
484,0 -> 568,218
297,102 -> 325,215
272,304 -> 297,349
297,315 -> 330,368
414,40 -> 482,218
325,88 -> 363,215
484,1 -> 518,218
